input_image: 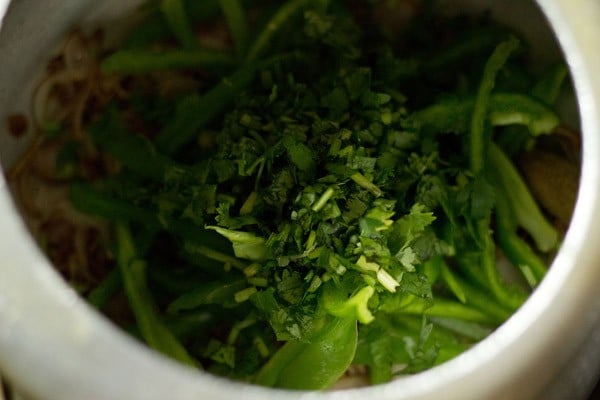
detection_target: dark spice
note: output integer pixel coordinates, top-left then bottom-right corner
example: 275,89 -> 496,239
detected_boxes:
6,113 -> 28,138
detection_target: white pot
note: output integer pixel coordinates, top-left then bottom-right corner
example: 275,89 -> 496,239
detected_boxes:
0,1 -> 599,399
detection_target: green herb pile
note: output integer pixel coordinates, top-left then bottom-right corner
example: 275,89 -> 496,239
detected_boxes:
64,0 -> 568,389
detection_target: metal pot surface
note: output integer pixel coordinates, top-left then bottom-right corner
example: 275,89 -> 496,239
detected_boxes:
0,1 -> 599,399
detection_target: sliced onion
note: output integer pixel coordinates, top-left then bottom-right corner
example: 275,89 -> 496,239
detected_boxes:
71,81 -> 92,140
32,68 -> 89,131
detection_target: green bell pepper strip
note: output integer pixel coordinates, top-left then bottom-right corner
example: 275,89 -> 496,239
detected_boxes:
438,256 -> 467,304
429,316 -> 493,341
124,0 -> 253,49
254,316 -> 357,389
101,49 -> 236,74
470,36 -> 520,173
115,223 -> 197,367
160,0 -> 198,49
532,62 -> 568,105
477,222 -> 526,312
427,28 -> 513,70
493,180 -> 547,287
397,297 -> 506,325
218,0 -> 248,59
450,215 -> 526,314
411,93 -> 559,138
488,143 -> 558,252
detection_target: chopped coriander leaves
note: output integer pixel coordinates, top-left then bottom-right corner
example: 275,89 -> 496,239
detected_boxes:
60,0 -> 572,390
